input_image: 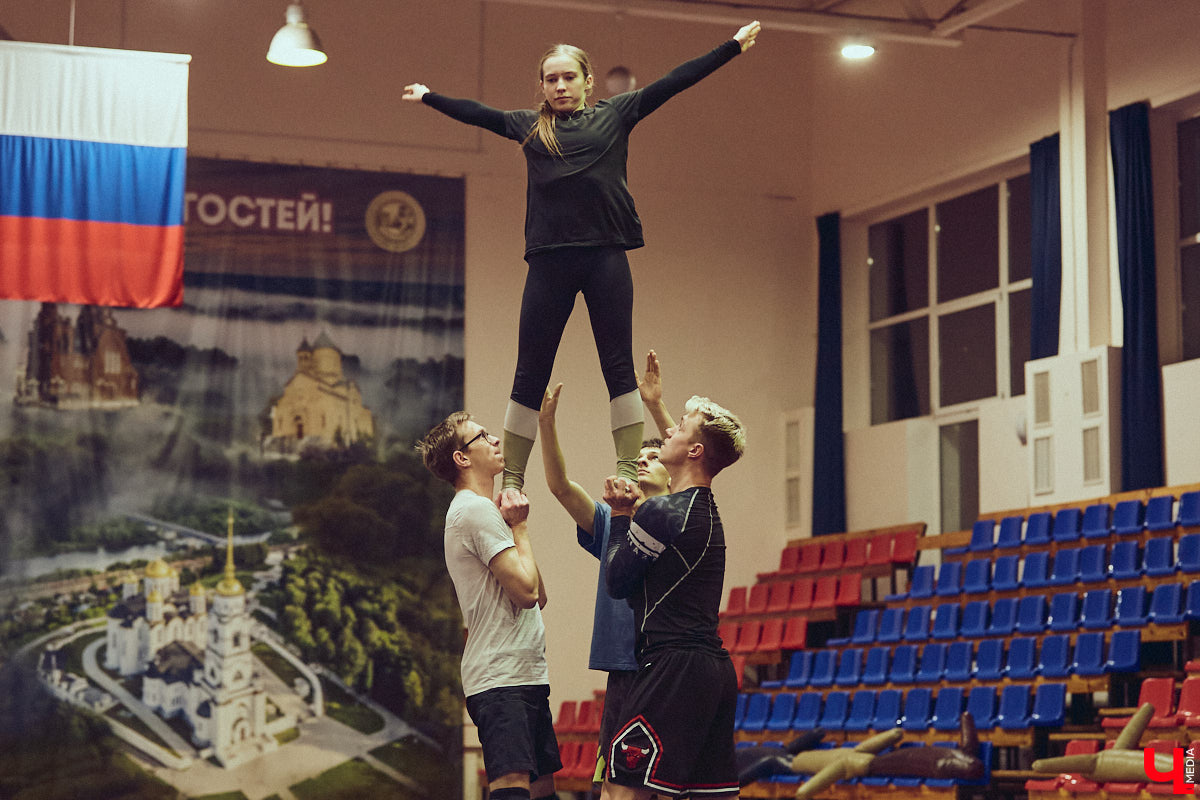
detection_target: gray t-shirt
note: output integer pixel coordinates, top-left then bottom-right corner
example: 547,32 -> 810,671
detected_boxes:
444,489 -> 549,696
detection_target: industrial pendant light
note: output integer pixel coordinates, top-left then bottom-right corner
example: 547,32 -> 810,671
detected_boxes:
267,3 -> 327,67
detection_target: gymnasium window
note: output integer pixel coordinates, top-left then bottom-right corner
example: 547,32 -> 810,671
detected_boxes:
868,172 -> 1033,425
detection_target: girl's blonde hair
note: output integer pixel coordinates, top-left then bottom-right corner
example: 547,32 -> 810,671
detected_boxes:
523,44 -> 594,158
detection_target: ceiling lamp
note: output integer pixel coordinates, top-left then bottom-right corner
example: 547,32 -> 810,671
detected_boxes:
267,3 -> 327,67
841,41 -> 876,60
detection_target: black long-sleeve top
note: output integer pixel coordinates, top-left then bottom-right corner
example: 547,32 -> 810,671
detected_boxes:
605,487 -> 727,659
422,39 -> 742,259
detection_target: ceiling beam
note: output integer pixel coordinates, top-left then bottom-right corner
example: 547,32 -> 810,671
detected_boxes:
482,0 -> 964,47
932,0 -> 1030,36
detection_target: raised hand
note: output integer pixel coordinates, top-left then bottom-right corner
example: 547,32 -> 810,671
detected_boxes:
602,476 -> 642,516
734,20 -> 761,53
402,83 -> 430,102
637,350 -> 663,407
539,382 -> 564,425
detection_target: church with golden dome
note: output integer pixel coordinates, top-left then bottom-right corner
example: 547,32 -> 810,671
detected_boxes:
104,517 -> 273,767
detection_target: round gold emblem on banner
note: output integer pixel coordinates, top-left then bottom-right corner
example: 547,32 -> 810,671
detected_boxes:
365,191 -> 426,253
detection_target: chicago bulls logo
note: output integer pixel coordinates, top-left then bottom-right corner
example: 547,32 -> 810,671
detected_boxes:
609,718 -> 660,782
621,741 -> 651,769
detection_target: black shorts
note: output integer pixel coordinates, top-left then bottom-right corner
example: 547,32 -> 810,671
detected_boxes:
465,684 -> 562,783
606,649 -> 738,797
594,669 -> 638,783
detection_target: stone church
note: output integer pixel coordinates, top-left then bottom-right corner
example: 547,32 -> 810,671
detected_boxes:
265,330 -> 375,453
14,303 -> 139,409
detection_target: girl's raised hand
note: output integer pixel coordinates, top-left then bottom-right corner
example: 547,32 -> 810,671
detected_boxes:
735,20 -> 761,52
402,83 -> 430,102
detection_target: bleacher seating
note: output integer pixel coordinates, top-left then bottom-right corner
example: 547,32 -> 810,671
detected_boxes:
721,486 -> 1200,797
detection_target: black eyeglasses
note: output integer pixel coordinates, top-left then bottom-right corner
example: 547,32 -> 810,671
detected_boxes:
459,430 -> 491,451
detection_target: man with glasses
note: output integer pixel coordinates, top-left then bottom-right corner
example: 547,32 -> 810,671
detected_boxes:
418,412 -> 560,800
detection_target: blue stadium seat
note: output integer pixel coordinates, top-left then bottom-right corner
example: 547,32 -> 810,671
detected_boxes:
1111,499 -> 1145,536
1031,683 -> 1067,726
1038,633 -> 1071,678
876,607 -> 904,643
1020,551 -> 1050,589
1046,592 -> 1079,632
1143,536 -> 1176,577
1080,589 -> 1113,629
962,558 -> 991,594
1077,544 -> 1108,583
1105,629 -> 1141,673
973,638 -> 1005,681
943,641 -> 973,683
934,562 -> 962,597
1114,585 -> 1147,627
1004,636 -> 1038,680
1071,631 -> 1106,676
991,554 -> 1020,592
1187,581 -> 1200,620
734,693 -> 748,728
966,686 -> 997,729
1046,548 -> 1081,586
903,605 -> 932,641
1023,512 -> 1052,546
844,690 -> 877,732
902,563 -> 936,601
960,600 -> 989,638
997,684 -> 1032,730
739,692 -> 771,731
931,603 -> 959,640
819,690 -> 850,731
931,687 -> 965,732
986,597 -> 1017,637
916,643 -> 948,683
835,648 -> 864,686
1180,491 -> 1200,528
792,691 -> 823,731
888,644 -> 919,684
871,689 -> 903,732
1109,540 -> 1142,580
1179,534 -> 1200,574
900,687 -> 933,732
1015,594 -> 1047,634
850,608 -> 881,644
968,519 -> 995,552
1149,582 -> 1184,624
861,646 -> 889,686
765,692 -> 798,732
1081,503 -> 1113,538
808,649 -> 837,688
780,650 -> 813,689
1144,495 -> 1177,532
1051,508 -> 1082,542
995,516 -> 1023,550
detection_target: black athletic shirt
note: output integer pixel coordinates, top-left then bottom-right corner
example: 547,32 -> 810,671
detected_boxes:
421,40 -> 742,259
605,487 -> 727,660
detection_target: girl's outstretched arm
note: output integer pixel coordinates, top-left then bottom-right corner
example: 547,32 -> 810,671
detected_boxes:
403,83 -> 508,137
636,20 -> 760,118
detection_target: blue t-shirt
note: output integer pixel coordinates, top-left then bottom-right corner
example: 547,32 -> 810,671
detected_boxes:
578,501 -> 638,672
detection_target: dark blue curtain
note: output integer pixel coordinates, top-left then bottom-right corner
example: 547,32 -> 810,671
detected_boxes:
812,212 -> 847,536
1030,134 -> 1062,360
1110,101 -> 1165,491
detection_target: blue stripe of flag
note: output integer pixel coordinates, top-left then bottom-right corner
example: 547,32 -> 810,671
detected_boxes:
0,134 -> 185,226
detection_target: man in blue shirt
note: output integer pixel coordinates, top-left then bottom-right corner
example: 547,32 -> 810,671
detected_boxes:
538,375 -> 670,792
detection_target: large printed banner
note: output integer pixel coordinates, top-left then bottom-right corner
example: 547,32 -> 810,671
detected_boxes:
0,42 -> 189,308
0,158 -> 467,798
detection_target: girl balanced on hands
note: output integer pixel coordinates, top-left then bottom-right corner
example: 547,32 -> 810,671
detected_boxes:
404,21 -> 761,492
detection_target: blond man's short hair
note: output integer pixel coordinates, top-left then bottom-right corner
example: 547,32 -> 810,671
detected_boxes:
684,396 -> 746,475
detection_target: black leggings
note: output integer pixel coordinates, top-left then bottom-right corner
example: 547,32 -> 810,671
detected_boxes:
510,246 -> 637,410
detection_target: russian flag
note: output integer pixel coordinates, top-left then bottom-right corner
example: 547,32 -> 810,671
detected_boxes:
0,41 -> 189,308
